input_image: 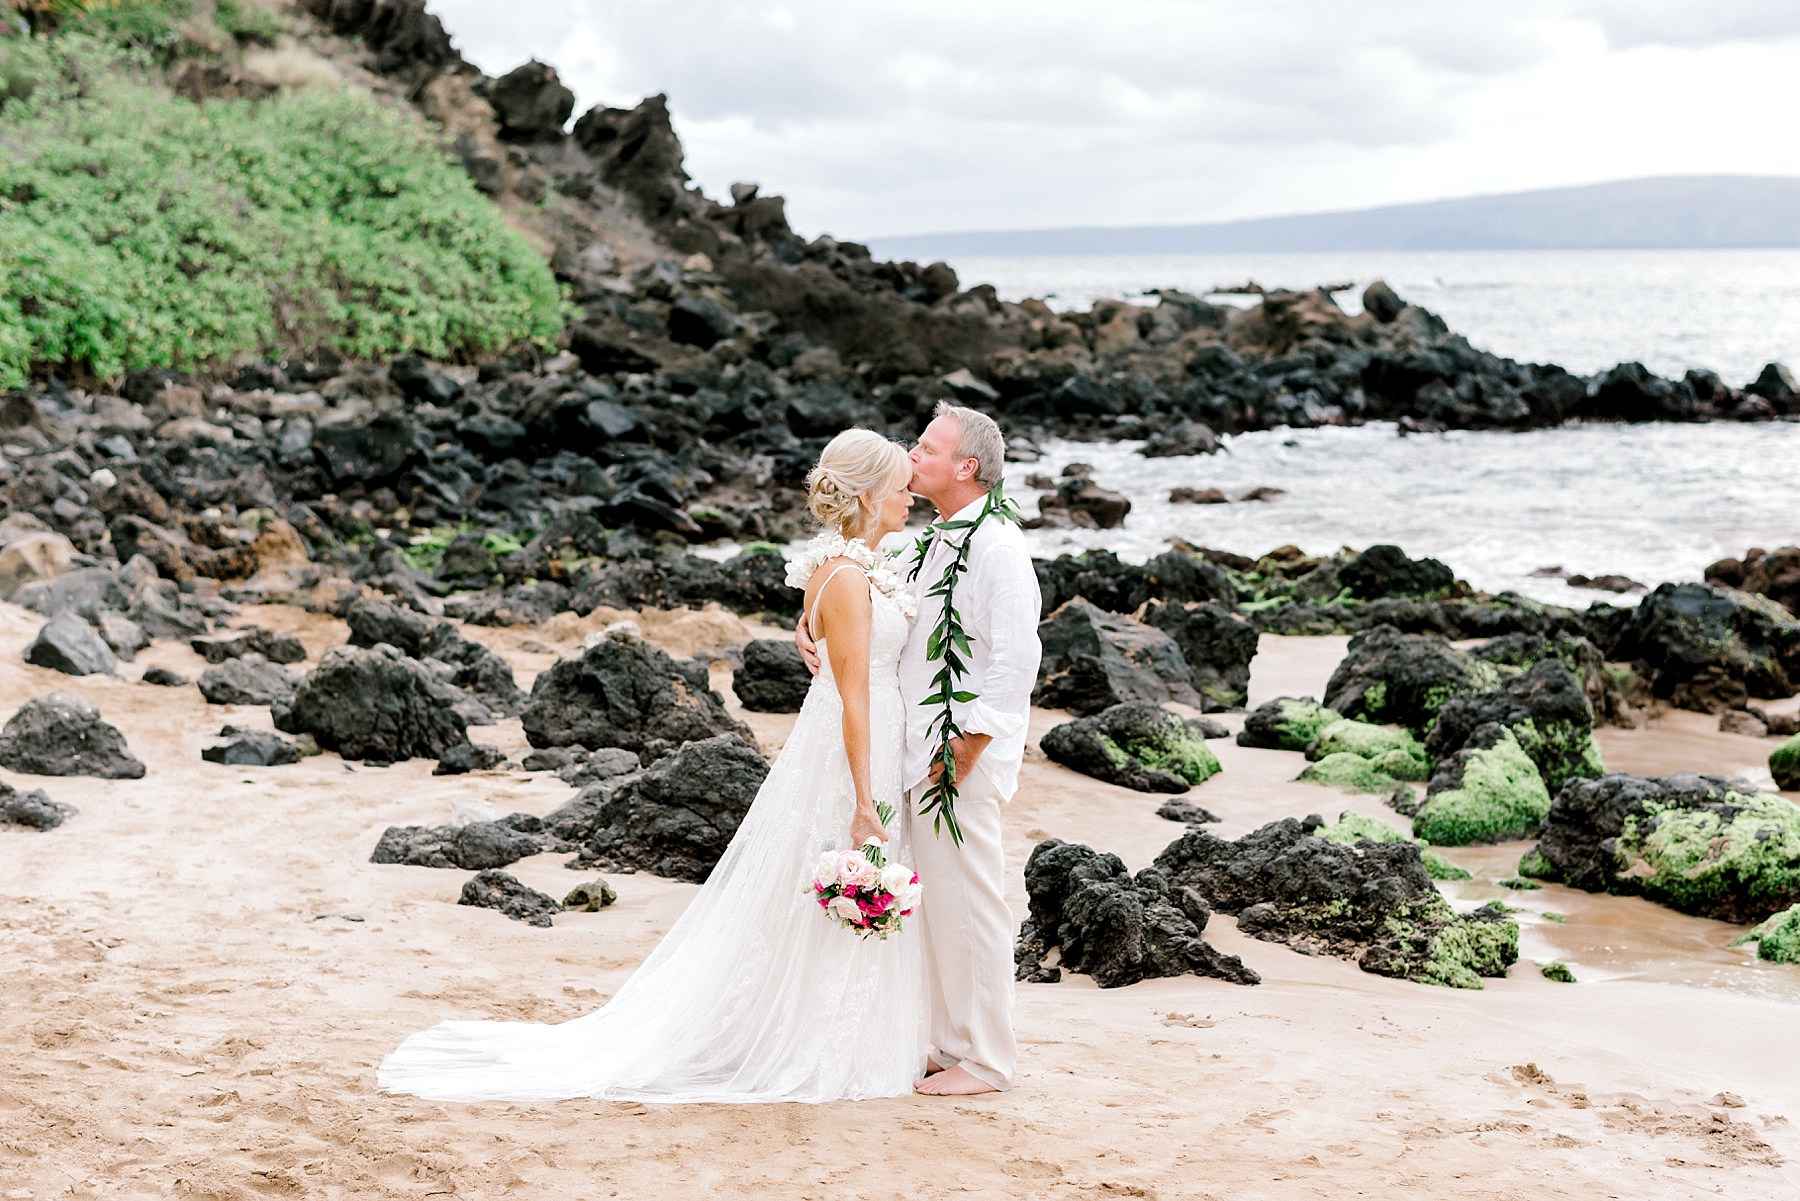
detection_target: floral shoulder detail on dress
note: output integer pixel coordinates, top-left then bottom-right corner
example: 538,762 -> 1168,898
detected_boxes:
785,532 -> 917,620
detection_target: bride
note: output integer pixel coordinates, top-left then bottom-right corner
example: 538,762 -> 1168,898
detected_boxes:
378,430 -> 927,1103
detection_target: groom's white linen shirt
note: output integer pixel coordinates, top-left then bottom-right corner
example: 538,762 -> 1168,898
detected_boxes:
900,495 -> 1043,801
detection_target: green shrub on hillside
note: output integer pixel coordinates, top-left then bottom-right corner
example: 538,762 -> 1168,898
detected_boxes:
0,35 -> 565,387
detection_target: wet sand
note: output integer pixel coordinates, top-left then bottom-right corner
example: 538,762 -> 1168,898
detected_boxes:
4,617 -> 1798,1198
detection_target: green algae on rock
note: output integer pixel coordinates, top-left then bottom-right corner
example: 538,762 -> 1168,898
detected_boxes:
1426,659 -> 1604,794
1236,696 -> 1341,752
1421,849 -> 1473,881
1040,701 -> 1223,794
1314,812 -> 1410,846
1523,773 -> 1800,923
1325,625 -> 1512,733
1730,904 -> 1800,964
1298,720 -> 1429,794
1771,732 -> 1800,792
1312,719 -> 1430,778
1301,751 -> 1401,793
1498,876 -> 1542,890
1541,961 -> 1577,983
1613,790 -> 1800,923
1409,725 -> 1552,846
1313,811 -> 1472,880
1156,817 -> 1518,990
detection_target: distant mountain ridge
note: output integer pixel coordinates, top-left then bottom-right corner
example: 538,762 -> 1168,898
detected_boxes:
868,176 -> 1800,258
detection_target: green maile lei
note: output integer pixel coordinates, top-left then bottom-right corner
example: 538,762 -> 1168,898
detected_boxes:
907,479 -> 1022,846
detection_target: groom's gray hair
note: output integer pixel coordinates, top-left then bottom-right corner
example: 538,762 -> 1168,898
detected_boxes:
933,400 -> 1006,487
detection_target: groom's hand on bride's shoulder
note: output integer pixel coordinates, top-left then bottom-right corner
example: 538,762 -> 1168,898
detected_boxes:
794,614 -> 822,676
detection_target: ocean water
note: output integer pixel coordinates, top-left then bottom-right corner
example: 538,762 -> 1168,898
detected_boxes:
1006,422 -> 1800,605
936,249 -> 1800,598
759,250 -> 1800,601
951,248 -> 1800,386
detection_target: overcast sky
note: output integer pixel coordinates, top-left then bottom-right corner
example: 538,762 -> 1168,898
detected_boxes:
430,0 -> 1800,241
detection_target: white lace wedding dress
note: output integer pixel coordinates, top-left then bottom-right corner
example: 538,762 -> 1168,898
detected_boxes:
378,563 -> 926,1103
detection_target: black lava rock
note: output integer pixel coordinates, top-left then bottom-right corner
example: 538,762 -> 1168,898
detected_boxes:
1137,598 -> 1258,710
433,742 -> 506,775
343,595 -> 527,718
1521,772 -> 1800,922
141,666 -> 189,687
1014,839 -> 1259,988
1156,798 -> 1219,825
371,815 -> 547,870
0,780 -> 74,830
1337,544 -> 1455,601
1605,582 -> 1800,712
458,870 -> 561,927
1325,624 -> 1488,731
197,654 -> 297,707
191,627 -> 308,665
1426,658 -> 1600,792
1155,818 -> 1518,988
1034,549 -> 1236,616
1040,701 -> 1221,793
733,639 -> 813,712
24,611 -> 116,676
0,692 -> 145,779
201,728 -> 300,766
1035,598 -> 1199,716
521,628 -> 751,753
571,733 -> 769,882
277,643 -> 470,763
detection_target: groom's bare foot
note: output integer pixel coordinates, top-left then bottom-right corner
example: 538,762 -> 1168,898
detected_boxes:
914,1065 -> 996,1095
923,1057 -> 945,1076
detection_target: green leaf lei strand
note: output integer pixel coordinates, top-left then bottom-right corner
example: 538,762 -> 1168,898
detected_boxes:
908,479 -> 1022,846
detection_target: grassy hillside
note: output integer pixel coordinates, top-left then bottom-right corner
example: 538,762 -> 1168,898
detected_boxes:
0,10 -> 566,388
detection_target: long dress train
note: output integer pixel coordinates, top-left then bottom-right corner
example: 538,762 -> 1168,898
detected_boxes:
377,573 -> 924,1103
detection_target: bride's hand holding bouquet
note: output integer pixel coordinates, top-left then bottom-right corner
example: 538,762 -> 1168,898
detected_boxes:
810,802 -> 921,939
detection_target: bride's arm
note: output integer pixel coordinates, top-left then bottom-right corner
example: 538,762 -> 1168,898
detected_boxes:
814,565 -> 886,847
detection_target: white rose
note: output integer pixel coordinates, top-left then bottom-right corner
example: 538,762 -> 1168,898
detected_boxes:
827,895 -> 863,924
879,864 -> 913,895
814,851 -> 840,887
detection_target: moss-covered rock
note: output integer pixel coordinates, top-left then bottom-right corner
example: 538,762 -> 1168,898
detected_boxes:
1471,631 -> 1634,727
1301,751 -> 1397,793
1614,790 -> 1800,923
1314,811 -> 1410,846
1523,772 -> 1800,923
1236,696 -> 1341,751
1421,848 -> 1473,881
1325,624 -> 1511,732
1541,961 -> 1577,983
1426,659 -> 1603,793
1730,903 -> 1800,964
1410,724 -> 1551,846
1155,817 -> 1518,989
1312,719 -> 1428,773
1771,732 -> 1800,791
1040,701 -> 1222,793
1315,811 -> 1471,880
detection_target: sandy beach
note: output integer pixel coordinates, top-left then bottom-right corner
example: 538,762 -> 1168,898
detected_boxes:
4,610 -> 1798,1199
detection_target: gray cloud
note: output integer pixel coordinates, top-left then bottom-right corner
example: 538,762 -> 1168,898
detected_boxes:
1574,0 -> 1800,48
430,0 -> 1800,237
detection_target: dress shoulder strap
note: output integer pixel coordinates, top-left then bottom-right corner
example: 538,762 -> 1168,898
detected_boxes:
807,562 -> 867,631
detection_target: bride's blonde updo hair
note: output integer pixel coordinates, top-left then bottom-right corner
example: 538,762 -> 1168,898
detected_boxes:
805,429 -> 910,539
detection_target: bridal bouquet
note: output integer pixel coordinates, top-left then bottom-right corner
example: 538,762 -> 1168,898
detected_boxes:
809,805 -> 922,939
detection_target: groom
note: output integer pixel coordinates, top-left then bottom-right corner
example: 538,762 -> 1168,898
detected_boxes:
800,402 -> 1041,1096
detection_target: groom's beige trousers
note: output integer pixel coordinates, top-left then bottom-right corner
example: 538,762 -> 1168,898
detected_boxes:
908,768 -> 1016,1091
